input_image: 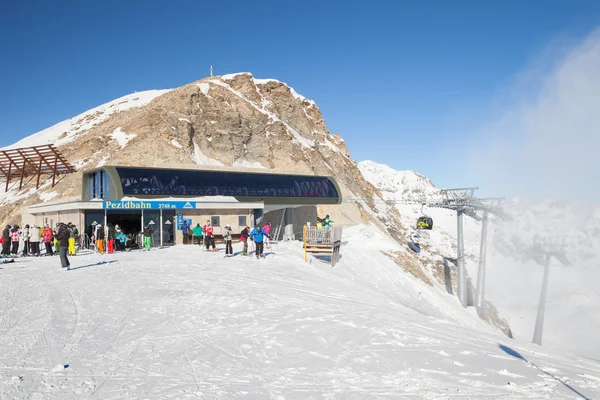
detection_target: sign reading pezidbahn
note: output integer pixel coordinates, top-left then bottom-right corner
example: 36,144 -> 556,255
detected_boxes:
102,201 -> 196,210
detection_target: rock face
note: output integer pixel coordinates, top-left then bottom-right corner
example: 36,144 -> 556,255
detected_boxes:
0,72 -> 380,227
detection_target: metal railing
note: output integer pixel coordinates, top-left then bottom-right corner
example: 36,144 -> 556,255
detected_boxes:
304,225 -> 342,245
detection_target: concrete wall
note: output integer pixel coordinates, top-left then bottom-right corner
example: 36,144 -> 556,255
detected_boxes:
262,206 -> 317,240
22,209 -> 84,229
174,208 -> 253,244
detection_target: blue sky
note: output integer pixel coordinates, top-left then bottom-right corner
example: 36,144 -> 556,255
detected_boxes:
1,0 -> 600,193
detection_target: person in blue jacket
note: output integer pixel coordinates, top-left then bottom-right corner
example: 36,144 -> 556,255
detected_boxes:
249,225 -> 269,259
117,231 -> 127,251
181,220 -> 190,244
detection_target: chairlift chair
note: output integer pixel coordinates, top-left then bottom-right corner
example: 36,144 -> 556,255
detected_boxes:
416,203 -> 433,230
416,216 -> 433,230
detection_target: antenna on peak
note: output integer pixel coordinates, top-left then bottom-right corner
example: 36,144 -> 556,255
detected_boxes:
210,65 -> 213,77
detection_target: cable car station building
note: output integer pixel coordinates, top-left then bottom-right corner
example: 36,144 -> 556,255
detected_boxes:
22,165 -> 341,246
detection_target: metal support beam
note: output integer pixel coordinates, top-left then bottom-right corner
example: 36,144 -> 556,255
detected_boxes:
36,158 -> 44,189
532,254 -> 551,345
475,212 -> 489,318
5,162 -> 11,192
160,209 -> 163,247
19,158 -> 27,190
283,207 -> 295,240
457,209 -> 467,307
51,156 -> 58,187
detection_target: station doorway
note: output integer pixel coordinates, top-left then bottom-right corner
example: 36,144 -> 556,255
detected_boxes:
106,210 -> 142,236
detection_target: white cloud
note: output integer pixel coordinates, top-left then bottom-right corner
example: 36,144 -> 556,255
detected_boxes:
465,28 -> 600,204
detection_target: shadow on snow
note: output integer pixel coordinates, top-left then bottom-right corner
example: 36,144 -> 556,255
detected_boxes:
69,260 -> 118,271
498,344 -> 591,400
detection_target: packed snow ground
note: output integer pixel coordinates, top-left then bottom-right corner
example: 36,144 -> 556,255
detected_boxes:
1,226 -> 599,399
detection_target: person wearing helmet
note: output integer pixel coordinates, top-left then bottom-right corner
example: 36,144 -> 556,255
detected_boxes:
249,225 -> 268,259
95,224 -> 105,254
223,224 -> 233,257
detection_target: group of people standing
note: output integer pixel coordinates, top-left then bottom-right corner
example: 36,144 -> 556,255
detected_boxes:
1,222 -> 79,258
180,220 -> 272,259
91,223 -> 135,253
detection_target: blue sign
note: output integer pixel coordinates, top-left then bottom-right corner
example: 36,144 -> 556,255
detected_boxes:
103,200 -> 196,210
176,213 -> 192,230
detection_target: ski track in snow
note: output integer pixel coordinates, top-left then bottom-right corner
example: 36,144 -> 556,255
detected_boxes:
0,226 -> 599,399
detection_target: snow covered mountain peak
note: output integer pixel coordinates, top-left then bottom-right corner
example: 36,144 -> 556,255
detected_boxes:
358,160 -> 438,203
2,89 -> 173,151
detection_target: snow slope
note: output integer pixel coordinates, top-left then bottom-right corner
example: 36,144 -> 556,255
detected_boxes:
358,160 -> 600,361
2,89 -> 171,150
1,225 -> 599,399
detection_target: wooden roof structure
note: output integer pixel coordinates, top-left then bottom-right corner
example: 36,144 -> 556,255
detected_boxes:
0,144 -> 75,191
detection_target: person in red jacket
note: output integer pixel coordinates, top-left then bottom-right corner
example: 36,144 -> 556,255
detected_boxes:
42,224 -> 54,256
203,220 -> 216,251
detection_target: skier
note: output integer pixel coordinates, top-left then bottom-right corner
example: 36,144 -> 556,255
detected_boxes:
67,223 -> 78,255
117,229 -> 127,251
10,225 -> 20,256
53,224 -> 61,254
240,226 -> 250,256
107,223 -> 116,254
1,225 -> 10,256
249,225 -> 268,259
322,214 -> 334,228
95,224 -> 105,254
19,224 -> 30,257
181,220 -> 190,244
223,224 -> 233,257
263,221 -> 272,248
192,223 -> 204,246
143,224 -> 153,250
42,224 -> 54,256
263,221 -> 272,236
203,220 -> 216,251
56,223 -> 71,269
30,224 -> 41,256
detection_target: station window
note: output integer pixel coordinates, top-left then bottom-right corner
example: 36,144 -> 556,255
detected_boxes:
88,170 -> 111,199
115,167 -> 339,199
238,216 -> 247,226
211,216 -> 220,227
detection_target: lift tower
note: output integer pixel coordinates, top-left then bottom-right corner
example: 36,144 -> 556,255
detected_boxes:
426,188 -> 511,308
523,239 -> 571,345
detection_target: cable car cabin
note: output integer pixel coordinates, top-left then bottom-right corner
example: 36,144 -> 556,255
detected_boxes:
416,216 -> 433,230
